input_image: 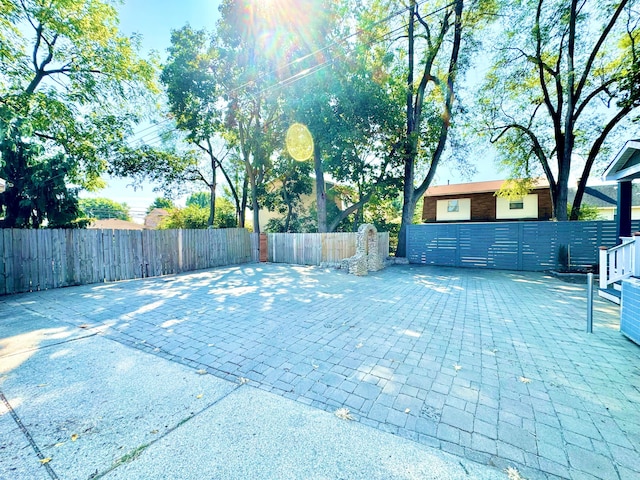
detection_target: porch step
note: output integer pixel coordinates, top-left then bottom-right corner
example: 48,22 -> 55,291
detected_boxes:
598,287 -> 621,305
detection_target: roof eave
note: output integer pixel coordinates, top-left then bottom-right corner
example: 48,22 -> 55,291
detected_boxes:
602,140 -> 640,181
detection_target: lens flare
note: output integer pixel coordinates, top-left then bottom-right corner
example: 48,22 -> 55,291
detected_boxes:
285,123 -> 314,161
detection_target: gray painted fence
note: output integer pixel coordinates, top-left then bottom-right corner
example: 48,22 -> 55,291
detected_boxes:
0,228 -> 254,295
407,221 -> 640,271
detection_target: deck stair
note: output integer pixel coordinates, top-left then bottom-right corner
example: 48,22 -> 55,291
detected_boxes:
599,234 -> 640,304
598,283 -> 622,304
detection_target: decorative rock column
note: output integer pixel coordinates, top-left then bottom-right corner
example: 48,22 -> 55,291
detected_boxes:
346,224 -> 384,276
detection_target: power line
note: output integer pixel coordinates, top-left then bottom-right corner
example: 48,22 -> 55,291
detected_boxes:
127,0 -> 455,148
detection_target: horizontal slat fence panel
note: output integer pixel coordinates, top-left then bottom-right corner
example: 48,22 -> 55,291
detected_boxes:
267,232 -> 389,266
408,220 -> 640,271
0,228 -> 254,296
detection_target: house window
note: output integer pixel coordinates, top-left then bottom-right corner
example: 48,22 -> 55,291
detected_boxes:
509,198 -> 524,210
447,200 -> 459,212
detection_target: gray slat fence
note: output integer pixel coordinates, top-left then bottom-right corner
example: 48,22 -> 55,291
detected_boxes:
0,228 -> 253,295
407,220 -> 640,271
266,232 -> 390,265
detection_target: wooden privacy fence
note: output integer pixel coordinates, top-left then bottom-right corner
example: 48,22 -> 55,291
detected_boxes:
0,228 -> 254,295
265,232 -> 390,265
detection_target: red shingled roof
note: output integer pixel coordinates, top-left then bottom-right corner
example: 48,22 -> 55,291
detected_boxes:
425,178 -> 549,197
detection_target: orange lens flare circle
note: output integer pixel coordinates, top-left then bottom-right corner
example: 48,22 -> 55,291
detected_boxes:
285,123 -> 314,161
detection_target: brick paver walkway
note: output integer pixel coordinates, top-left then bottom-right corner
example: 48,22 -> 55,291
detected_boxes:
2,264 -> 638,479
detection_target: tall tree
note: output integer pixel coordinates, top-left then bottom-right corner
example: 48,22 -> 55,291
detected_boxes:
0,0 -> 157,227
215,0 -> 336,233
479,0 -> 640,220
159,26 -> 243,227
282,0 -> 403,232
0,139 -> 81,228
393,0 -> 465,257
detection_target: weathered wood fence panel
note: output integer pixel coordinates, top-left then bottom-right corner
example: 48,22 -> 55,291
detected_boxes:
0,228 -> 253,296
267,232 -> 389,265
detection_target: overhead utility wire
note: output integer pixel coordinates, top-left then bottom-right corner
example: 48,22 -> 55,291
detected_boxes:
134,18 -> 411,150
131,0 -> 454,149
226,0 -> 438,98
131,0 -> 448,148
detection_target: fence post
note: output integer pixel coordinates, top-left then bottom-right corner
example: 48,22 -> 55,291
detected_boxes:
599,246 -> 608,289
634,232 -> 640,277
178,229 -> 183,272
586,273 -> 593,333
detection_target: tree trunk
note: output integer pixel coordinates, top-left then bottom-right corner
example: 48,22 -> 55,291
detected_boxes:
240,175 -> 248,228
396,151 -> 416,258
250,167 -> 260,234
208,183 -> 216,227
314,144 -> 327,233
208,155 -> 216,227
327,193 -> 372,233
396,1 -> 417,258
554,151 -> 571,221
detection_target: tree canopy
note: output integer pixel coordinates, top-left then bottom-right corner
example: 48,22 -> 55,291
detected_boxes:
0,0 -> 157,227
147,197 -> 175,213
479,0 -> 640,220
79,197 -> 130,221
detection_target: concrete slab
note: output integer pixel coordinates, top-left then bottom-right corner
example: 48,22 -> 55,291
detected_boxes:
0,307 -> 103,374
105,385 -> 505,480
0,335 -> 236,480
0,400 -> 49,480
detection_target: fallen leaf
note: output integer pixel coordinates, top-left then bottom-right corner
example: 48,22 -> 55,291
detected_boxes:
196,393 -> 203,399
39,457 -> 52,464
519,376 -> 532,384
150,429 -> 158,434
404,408 -> 411,414
37,384 -> 47,388
356,342 -> 363,349
453,364 -> 462,371
196,369 -> 207,375
312,364 -> 319,369
334,408 -> 354,421
78,324 -> 89,329
71,434 -> 78,442
54,442 -> 65,448
505,466 -> 526,480
237,377 -> 249,385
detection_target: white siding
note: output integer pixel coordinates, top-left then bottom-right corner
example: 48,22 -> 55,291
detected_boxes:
496,194 -> 538,219
436,198 -> 471,221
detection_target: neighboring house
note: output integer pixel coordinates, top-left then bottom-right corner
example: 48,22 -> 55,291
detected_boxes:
422,179 -> 553,223
144,208 -> 170,229
88,219 -> 145,230
256,180 -> 346,229
0,178 -> 5,193
568,184 -> 640,220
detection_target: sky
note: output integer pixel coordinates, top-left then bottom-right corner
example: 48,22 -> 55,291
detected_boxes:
87,0 -> 502,222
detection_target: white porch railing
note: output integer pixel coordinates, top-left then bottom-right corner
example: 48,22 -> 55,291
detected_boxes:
599,233 -> 640,289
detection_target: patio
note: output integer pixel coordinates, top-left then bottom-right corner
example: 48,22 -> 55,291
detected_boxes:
1,264 -> 639,479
